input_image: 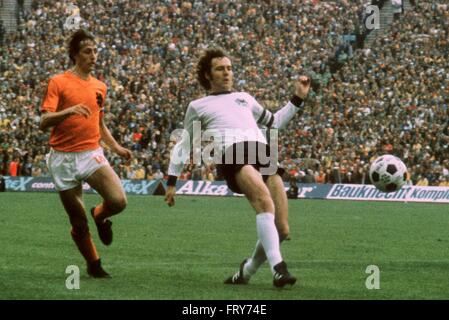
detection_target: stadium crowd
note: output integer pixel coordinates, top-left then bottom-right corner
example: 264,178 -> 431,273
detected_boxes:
0,0 -> 448,186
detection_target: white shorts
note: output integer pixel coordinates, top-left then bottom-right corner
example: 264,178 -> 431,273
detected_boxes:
46,147 -> 110,191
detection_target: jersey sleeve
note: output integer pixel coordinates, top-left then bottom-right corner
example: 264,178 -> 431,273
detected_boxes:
250,94 -> 304,130
167,104 -> 200,177
40,78 -> 60,113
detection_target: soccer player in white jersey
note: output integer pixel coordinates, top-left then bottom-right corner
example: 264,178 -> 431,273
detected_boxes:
165,48 -> 310,287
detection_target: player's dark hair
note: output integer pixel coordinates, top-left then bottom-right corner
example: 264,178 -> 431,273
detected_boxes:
68,29 -> 96,65
197,48 -> 229,90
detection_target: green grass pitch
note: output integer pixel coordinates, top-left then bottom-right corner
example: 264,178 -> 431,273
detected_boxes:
1,192 -> 448,299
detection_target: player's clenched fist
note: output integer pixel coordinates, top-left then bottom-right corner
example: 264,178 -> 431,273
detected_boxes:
113,145 -> 133,160
295,76 -> 311,99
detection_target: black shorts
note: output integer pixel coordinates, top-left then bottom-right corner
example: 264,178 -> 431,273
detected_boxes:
216,141 -> 285,194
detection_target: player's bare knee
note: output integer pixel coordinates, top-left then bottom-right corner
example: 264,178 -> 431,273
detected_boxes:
107,196 -> 127,214
254,194 -> 275,213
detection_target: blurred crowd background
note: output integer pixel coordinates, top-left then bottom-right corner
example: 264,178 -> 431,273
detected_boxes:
0,0 -> 448,186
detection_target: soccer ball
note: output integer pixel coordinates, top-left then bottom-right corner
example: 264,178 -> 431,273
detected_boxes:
369,155 -> 407,193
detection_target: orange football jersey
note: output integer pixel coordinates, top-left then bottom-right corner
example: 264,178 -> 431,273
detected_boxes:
41,71 -> 107,152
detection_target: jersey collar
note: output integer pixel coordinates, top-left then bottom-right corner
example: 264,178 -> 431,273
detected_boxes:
210,91 -> 232,96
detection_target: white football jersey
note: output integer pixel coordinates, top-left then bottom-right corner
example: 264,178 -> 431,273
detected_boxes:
168,91 -> 303,177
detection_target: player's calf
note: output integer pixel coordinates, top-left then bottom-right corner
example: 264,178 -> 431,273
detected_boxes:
91,207 -> 113,246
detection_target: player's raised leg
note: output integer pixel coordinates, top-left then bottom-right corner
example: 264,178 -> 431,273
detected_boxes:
86,165 -> 127,246
59,185 -> 109,278
226,165 -> 296,287
237,173 -> 291,282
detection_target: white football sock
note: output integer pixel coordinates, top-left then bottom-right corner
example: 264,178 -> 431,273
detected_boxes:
256,212 -> 282,273
243,241 -> 265,278
243,234 -> 289,278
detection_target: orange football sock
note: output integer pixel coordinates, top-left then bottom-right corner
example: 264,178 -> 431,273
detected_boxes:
93,203 -> 109,222
71,228 -> 99,263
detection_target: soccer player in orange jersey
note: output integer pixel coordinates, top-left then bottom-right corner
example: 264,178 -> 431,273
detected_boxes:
40,29 -> 132,278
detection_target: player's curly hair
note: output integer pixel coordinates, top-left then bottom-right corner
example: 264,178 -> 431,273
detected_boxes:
197,48 -> 229,90
68,29 -> 96,65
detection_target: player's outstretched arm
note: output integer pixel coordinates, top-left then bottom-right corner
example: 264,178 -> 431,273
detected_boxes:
99,117 -> 132,160
252,75 -> 311,130
39,104 -> 91,130
165,104 -> 199,207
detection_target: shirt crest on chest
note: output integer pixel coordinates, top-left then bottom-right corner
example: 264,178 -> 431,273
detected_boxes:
235,98 -> 248,107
